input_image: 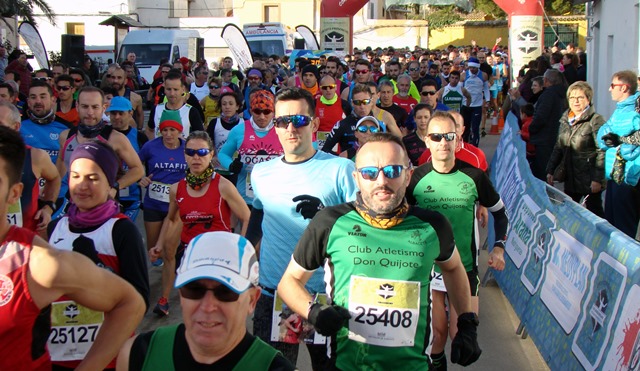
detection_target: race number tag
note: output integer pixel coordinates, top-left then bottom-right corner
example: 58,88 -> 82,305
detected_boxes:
148,181 -> 171,203
38,177 -> 46,195
119,187 -> 130,198
246,172 -> 254,199
48,300 -> 104,361
430,272 -> 447,292
348,276 -> 420,347
271,291 -> 327,345
6,199 -> 22,227
316,131 -> 330,150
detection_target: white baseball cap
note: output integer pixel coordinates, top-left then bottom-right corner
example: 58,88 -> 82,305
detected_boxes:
175,232 -> 259,293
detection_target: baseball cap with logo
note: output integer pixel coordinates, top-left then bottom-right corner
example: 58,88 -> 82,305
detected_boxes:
175,232 -> 259,293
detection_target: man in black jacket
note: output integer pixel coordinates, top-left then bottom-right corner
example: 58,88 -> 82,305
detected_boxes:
528,69 -> 567,180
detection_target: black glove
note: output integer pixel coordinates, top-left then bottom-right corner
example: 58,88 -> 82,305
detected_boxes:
451,312 -> 482,366
602,133 -> 622,147
481,128 -> 487,137
228,157 -> 243,174
293,195 -> 325,220
72,235 -> 111,271
308,303 -> 351,336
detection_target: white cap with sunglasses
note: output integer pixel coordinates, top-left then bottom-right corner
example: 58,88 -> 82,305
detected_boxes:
355,116 -> 381,132
175,231 -> 259,293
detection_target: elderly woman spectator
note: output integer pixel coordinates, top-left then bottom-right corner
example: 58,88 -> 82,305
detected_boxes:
546,81 -> 606,216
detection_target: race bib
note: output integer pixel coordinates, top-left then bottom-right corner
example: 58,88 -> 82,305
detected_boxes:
316,131 -> 330,150
7,199 -> 22,227
148,181 -> 171,203
48,301 -> 104,361
119,187 -> 130,198
246,171 -> 254,199
348,276 -> 420,347
271,291 -> 327,345
430,272 -> 447,292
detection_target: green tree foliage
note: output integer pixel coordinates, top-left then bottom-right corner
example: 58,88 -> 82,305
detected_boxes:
0,0 -> 56,28
474,0 -> 506,19
473,0 -> 582,17
425,5 -> 463,30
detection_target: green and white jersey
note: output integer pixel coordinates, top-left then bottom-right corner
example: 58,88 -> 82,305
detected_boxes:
407,160 -> 502,272
293,202 -> 455,370
441,84 -> 464,112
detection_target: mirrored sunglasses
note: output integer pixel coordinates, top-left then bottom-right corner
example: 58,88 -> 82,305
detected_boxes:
427,132 -> 456,142
274,115 -> 313,129
357,165 -> 408,181
184,148 -> 211,157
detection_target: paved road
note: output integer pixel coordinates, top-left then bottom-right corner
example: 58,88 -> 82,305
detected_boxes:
133,120 -> 549,370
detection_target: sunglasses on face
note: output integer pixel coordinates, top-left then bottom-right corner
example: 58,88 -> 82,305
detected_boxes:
179,283 -> 240,302
427,132 -> 456,142
252,109 -> 273,116
274,115 -> 313,129
357,165 -> 408,180
248,76 -> 261,81
56,85 -> 72,91
34,77 -> 51,81
321,84 -> 336,90
355,69 -> 369,74
356,125 -> 379,133
73,78 -> 84,83
409,67 -> 420,72
184,148 -> 211,157
209,85 -> 220,89
352,99 -> 372,106
421,91 -> 436,96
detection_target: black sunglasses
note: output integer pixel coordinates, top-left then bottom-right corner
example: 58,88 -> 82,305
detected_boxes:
179,283 -> 240,302
427,132 -> 456,142
184,148 -> 211,157
209,85 -> 220,89
357,165 -> 408,181
252,109 -> 273,116
421,91 -> 437,96
56,85 -> 72,91
274,115 -> 313,129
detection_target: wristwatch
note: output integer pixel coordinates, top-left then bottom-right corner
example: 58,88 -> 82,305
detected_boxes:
39,200 -> 57,213
112,181 -> 120,191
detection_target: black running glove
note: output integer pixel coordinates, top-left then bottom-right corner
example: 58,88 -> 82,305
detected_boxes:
308,303 -> 351,336
602,133 -> 622,147
451,312 -> 482,366
228,157 -> 243,174
293,195 -> 325,219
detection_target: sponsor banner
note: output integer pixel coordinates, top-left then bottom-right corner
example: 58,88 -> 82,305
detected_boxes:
18,21 -> 49,70
221,24 -> 253,72
296,25 -> 320,50
509,15 -> 543,87
490,113 -> 640,370
320,17 -> 349,52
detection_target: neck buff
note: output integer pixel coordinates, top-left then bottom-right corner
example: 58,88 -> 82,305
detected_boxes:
78,120 -> 107,139
221,113 -> 240,124
67,199 -> 120,229
186,164 -> 214,190
320,94 -> 338,105
354,192 -> 410,229
302,84 -> 319,97
250,116 -> 274,132
28,109 -> 56,125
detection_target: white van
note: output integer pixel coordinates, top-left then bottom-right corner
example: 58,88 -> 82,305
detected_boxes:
117,29 -> 201,84
242,23 -> 299,58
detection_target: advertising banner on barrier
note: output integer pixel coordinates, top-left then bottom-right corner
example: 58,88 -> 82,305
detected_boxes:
490,114 -> 640,370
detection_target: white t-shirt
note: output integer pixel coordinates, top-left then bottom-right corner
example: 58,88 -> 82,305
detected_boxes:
190,82 -> 209,101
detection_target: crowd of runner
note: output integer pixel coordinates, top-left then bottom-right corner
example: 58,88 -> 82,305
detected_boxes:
0,37 -> 638,370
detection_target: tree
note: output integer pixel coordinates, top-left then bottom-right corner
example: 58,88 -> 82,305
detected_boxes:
0,0 -> 56,29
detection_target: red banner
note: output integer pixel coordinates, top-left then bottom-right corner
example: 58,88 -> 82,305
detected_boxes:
320,0 -> 369,17
493,0 -> 543,16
